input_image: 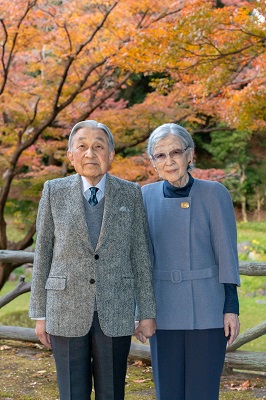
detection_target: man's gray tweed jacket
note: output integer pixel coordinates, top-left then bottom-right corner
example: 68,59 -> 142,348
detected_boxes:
29,173 -> 156,337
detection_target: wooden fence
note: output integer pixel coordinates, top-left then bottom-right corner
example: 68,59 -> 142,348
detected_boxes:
0,250 -> 266,373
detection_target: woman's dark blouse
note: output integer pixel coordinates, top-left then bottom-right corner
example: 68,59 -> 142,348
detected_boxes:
163,174 -> 239,315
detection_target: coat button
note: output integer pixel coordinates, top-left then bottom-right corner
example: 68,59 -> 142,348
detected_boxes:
94,254 -> 99,260
90,279 -> 95,284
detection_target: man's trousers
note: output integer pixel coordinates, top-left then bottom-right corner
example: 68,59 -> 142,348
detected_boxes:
50,312 -> 131,400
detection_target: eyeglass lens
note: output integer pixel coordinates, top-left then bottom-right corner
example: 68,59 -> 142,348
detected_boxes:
153,147 -> 188,162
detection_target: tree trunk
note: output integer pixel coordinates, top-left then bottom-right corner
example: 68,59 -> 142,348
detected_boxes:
225,351 -> 266,372
0,326 -> 39,343
239,262 -> 266,275
0,261 -> 15,291
241,195 -> 248,223
239,164 -> 247,222
0,251 -> 34,290
255,193 -> 264,222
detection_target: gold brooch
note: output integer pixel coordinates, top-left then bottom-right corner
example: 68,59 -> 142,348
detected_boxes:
180,202 -> 190,209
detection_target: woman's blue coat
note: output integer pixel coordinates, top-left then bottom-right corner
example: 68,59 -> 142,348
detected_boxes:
142,178 -> 240,330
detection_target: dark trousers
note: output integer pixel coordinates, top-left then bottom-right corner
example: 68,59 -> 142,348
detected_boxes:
150,328 -> 227,400
50,312 -> 131,400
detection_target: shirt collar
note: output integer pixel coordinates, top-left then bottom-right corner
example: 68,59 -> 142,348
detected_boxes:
81,174 -> 107,195
163,172 -> 194,198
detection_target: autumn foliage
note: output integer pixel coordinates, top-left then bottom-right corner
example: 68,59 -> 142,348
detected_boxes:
0,0 -> 265,288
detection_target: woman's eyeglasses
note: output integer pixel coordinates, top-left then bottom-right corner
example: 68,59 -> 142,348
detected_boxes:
152,147 -> 189,163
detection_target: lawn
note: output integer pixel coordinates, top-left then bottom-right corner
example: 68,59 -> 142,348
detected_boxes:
237,220 -> 266,262
235,220 -> 266,351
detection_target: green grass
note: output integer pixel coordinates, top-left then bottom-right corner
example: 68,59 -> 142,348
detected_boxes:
238,296 -> 266,351
0,277 -> 34,328
236,220 -> 266,351
1,279 -> 31,312
237,220 -> 266,261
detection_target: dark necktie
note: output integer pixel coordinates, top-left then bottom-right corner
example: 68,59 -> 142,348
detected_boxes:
88,187 -> 99,206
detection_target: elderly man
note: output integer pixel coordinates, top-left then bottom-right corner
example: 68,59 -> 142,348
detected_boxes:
29,120 -> 156,400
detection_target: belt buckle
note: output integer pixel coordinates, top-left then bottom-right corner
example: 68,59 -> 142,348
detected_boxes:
171,270 -> 182,283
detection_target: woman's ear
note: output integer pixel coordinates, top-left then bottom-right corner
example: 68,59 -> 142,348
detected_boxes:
189,149 -> 195,163
151,162 -> 157,171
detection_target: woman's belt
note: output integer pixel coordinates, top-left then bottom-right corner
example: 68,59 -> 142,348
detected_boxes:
153,265 -> 218,283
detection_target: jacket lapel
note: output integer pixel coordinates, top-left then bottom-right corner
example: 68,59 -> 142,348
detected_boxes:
64,174 -> 95,254
95,173 -> 118,251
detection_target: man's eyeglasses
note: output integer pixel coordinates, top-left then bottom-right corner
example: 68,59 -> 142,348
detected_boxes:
152,147 -> 189,163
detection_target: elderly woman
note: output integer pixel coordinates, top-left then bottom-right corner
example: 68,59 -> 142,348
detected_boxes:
141,123 -> 240,400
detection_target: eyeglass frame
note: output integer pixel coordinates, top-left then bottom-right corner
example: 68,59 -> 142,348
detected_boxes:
151,146 -> 190,163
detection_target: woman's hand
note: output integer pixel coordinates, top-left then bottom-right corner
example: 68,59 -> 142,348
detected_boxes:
35,320 -> 52,349
224,313 -> 240,345
134,318 -> 156,343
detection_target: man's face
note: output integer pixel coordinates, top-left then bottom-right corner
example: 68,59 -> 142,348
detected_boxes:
67,127 -> 115,185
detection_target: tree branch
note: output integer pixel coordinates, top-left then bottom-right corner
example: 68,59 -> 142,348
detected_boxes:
78,71 -> 133,121
53,1 -> 118,109
0,250 -> 34,263
9,223 -> 36,251
0,275 -> 31,308
227,320 -> 266,352
0,19 -> 8,93
0,0 -> 37,94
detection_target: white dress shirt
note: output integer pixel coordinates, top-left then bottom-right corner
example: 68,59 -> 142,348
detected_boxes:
81,174 -> 106,203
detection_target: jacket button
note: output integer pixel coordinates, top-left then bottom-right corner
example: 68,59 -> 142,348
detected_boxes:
90,279 -> 95,284
94,254 -> 99,260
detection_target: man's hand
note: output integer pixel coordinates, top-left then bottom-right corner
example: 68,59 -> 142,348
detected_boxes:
35,320 -> 52,349
224,313 -> 240,345
134,318 -> 156,343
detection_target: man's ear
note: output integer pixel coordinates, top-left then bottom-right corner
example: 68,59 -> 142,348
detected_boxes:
109,150 -> 115,164
67,150 -> 74,166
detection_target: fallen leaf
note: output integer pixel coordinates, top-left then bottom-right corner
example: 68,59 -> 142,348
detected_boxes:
225,380 -> 254,391
241,380 -> 252,389
34,343 -> 45,349
132,360 -> 145,366
0,345 -> 11,351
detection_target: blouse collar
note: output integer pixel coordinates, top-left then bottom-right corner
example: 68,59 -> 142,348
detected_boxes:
163,173 -> 194,198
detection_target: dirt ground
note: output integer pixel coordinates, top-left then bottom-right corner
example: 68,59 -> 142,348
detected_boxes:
1,340 -> 266,400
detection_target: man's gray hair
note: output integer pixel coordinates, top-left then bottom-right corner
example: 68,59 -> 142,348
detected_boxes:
68,120 -> 115,151
147,123 -> 195,170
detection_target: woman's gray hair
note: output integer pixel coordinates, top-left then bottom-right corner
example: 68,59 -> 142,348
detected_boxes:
147,123 -> 195,170
68,120 -> 115,151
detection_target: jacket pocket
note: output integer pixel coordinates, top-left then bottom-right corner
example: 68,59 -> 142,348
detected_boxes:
45,276 -> 66,290
119,277 -> 134,290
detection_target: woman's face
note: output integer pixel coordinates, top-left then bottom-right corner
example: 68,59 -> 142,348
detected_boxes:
151,134 -> 194,187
